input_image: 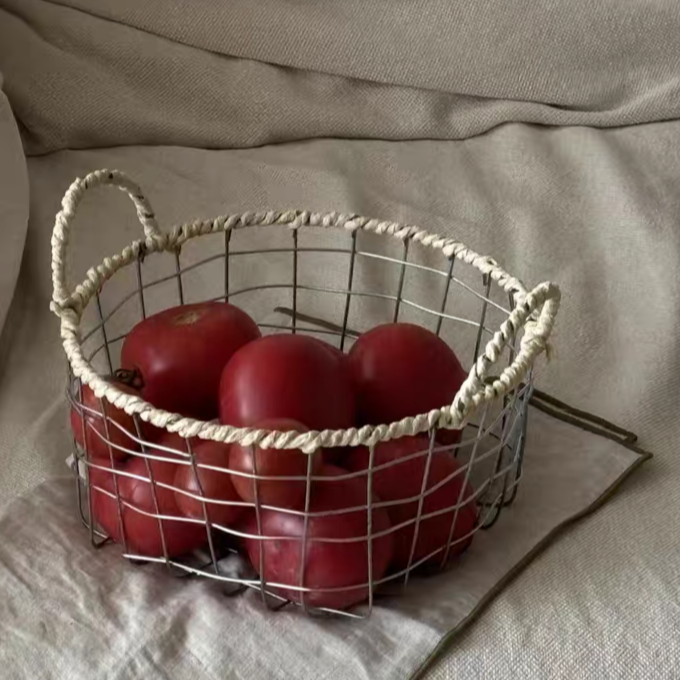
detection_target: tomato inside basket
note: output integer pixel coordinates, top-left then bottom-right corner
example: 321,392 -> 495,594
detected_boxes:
58,169 -> 559,614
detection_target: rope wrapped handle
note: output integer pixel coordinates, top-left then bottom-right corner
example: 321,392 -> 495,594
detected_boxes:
449,281 -> 560,422
51,169 -> 560,451
51,169 -> 164,309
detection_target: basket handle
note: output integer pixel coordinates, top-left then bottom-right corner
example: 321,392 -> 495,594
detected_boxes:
51,169 -> 162,308
450,281 -> 561,422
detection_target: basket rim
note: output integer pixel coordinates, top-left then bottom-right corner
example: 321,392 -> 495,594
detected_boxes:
50,169 -> 561,453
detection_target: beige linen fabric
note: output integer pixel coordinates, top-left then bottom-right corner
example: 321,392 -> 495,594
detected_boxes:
0,410 -> 645,680
0,0 -> 679,677
0,134 -> 673,678
1,0 -> 680,154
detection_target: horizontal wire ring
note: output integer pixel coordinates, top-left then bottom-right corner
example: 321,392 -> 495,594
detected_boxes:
53,169 -> 560,452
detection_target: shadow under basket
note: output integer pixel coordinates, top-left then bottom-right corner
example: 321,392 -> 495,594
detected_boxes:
52,169 -> 561,619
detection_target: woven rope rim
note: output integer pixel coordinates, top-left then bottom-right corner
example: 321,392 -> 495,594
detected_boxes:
50,169 -> 561,453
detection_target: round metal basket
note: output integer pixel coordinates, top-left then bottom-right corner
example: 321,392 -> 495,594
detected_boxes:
52,169 -> 560,618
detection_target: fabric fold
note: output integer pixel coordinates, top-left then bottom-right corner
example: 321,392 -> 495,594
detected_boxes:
0,89 -> 29,335
2,0 -> 680,153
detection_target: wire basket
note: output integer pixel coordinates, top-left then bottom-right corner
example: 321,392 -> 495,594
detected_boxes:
51,169 -> 560,618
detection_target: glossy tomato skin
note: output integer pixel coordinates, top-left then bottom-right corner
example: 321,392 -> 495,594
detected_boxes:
71,380 -> 141,461
174,440 -> 243,527
322,446 -> 352,466
219,334 -> 356,432
308,337 -> 347,364
121,302 -> 261,420
307,341 -> 352,457
347,323 -> 466,445
94,451 -> 207,558
346,436 -> 476,570
229,418 -> 322,510
242,465 -> 394,610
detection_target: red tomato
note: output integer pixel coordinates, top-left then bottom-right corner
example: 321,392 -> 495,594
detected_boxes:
147,430 -> 199,454
219,334 -> 356,431
121,302 -> 261,420
93,452 -> 207,558
304,340 -> 351,461
322,447 -> 347,465
229,418 -> 322,510
71,379 -> 141,461
308,337 -> 346,363
346,436 -> 476,571
241,464 -> 394,610
347,323 -> 466,445
174,440 -> 243,527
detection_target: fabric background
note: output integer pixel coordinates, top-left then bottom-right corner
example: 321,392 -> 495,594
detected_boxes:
1,0 -> 680,153
0,133 -> 673,678
0,90 -> 28,334
0,0 -> 679,677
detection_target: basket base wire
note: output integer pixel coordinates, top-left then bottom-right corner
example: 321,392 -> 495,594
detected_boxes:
365,442 -> 376,615
98,395 -> 132,554
250,442 -> 269,608
184,435 -> 222,577
402,428 -> 437,587
441,404 -> 488,567
75,376 -> 100,549
70,377 -> 529,617
138,422 -> 172,568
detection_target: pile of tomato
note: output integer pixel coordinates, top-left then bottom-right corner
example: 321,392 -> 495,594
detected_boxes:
72,301 -> 478,610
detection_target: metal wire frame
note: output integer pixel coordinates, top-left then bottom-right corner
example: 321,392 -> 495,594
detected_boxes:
68,221 -> 532,619
80,245 -> 511,345
73,438 -> 521,613
68,376 -> 528,489
70,385 -> 529,616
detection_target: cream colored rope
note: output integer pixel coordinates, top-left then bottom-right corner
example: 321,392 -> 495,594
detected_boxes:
51,169 -> 560,453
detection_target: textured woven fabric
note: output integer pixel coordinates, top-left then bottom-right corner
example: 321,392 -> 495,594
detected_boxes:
0,0 -> 679,677
0,412 -> 645,680
1,0 -> 680,153
0,137 -> 673,678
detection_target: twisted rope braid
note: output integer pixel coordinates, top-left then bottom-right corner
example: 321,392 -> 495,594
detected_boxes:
51,169 -> 560,453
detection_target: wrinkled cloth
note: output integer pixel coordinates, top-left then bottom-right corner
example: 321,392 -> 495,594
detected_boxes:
0,0 -> 679,678
1,0 -> 680,153
0,407 -> 645,680
0,134 -> 673,678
